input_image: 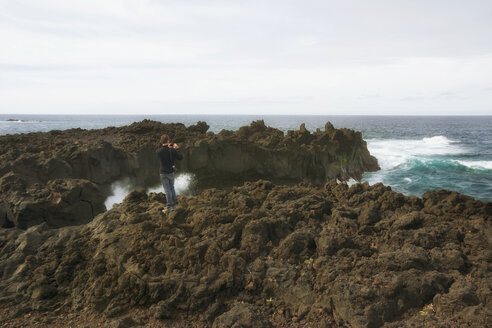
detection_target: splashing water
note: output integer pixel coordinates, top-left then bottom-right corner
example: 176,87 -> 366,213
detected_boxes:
1,114 -> 490,201
366,135 -> 466,170
104,173 -> 195,209
363,135 -> 491,200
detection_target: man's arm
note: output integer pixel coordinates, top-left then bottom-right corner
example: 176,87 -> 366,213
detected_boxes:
173,148 -> 183,160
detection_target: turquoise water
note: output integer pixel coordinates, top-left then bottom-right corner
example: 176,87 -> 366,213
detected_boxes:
1,114 -> 491,201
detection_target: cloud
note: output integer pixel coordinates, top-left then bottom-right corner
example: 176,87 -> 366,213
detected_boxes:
0,0 -> 492,115
439,91 -> 457,97
400,96 -> 427,102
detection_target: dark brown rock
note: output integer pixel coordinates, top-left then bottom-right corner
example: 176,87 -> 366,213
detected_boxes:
212,304 -> 271,328
0,200 -> 14,228
0,120 -> 379,229
392,211 -> 423,230
31,284 -> 57,300
10,179 -> 105,229
109,316 -> 138,328
0,180 -> 490,327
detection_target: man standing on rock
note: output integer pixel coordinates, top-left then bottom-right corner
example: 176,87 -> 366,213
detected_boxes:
156,134 -> 183,213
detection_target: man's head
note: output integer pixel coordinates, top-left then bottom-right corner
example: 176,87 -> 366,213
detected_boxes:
160,134 -> 170,145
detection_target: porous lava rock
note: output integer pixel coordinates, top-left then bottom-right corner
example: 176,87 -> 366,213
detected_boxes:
1,177 -> 104,229
0,120 -> 379,229
0,181 -> 490,327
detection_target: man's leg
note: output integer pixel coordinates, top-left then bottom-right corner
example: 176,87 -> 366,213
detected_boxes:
168,173 -> 177,208
160,174 -> 173,210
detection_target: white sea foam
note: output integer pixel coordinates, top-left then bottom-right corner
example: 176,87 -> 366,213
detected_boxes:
362,171 -> 387,186
147,173 -> 194,194
367,135 -> 465,170
404,177 -> 412,183
105,173 -> 194,209
422,135 -> 457,145
346,178 -> 358,186
455,160 -> 492,170
104,182 -> 130,209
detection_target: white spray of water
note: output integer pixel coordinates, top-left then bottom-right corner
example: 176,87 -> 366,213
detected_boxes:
454,160 -> 492,170
104,173 -> 194,209
346,178 -> 358,186
147,173 -> 194,194
366,135 -> 466,170
104,181 -> 130,209
363,135 -> 469,186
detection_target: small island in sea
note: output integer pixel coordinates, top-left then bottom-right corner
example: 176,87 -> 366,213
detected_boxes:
0,120 -> 490,327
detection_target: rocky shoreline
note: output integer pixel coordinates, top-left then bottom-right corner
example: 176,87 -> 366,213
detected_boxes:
0,180 -> 490,327
0,121 -> 490,327
0,120 -> 378,229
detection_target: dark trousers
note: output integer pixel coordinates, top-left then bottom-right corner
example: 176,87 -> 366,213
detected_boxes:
160,173 -> 176,209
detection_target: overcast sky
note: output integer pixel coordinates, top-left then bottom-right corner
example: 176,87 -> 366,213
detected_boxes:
1,0 -> 491,115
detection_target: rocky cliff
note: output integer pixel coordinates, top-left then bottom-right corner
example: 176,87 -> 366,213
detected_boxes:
0,181 -> 490,327
0,120 -> 490,327
0,120 -> 378,229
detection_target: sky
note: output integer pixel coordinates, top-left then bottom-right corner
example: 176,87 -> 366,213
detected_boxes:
1,0 -> 491,115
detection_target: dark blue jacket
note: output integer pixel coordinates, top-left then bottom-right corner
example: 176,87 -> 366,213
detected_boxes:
156,145 -> 183,174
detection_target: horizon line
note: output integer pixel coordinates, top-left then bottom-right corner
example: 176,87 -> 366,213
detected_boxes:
1,113 -> 491,117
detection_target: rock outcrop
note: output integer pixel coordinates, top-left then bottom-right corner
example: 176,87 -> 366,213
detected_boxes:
0,120 -> 378,229
4,120 -> 486,327
0,181 -> 490,327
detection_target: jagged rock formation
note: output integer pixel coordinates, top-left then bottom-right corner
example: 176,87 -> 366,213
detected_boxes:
0,177 -> 104,229
0,120 -> 378,229
6,120 -> 487,327
0,181 -> 490,327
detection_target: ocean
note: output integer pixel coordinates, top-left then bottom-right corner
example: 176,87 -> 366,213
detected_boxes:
1,114 -> 491,202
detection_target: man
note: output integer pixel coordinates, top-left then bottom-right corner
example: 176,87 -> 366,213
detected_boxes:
156,134 -> 183,212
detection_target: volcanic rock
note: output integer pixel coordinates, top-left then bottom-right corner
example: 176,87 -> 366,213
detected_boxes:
0,181 -> 490,327
0,120 -> 378,229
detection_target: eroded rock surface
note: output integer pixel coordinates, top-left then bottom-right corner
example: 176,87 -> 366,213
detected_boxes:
0,120 -> 378,229
0,181 -> 490,327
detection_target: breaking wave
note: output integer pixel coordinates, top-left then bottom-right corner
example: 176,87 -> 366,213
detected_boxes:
363,136 -> 491,201
366,135 -> 466,170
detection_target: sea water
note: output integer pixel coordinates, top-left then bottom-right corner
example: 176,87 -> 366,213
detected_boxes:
1,114 -> 491,202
